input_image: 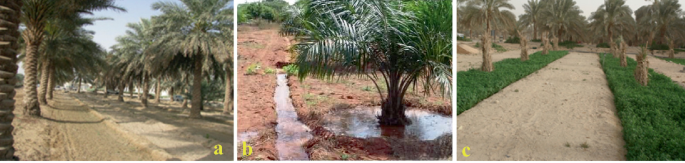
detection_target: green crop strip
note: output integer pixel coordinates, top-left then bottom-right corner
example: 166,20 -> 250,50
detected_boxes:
600,54 -> 685,160
457,51 -> 569,115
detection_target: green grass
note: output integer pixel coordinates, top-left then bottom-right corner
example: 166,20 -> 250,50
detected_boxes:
457,51 -> 569,115
474,42 -> 506,52
600,55 -> 685,160
245,63 -> 261,75
658,57 -> 685,66
541,41 -> 583,49
457,36 -> 472,41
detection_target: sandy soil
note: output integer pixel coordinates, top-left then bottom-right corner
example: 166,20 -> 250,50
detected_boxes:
71,92 -> 233,161
457,53 -> 626,161
12,89 -> 154,161
237,25 -> 452,160
236,25 -> 284,160
457,42 -> 541,71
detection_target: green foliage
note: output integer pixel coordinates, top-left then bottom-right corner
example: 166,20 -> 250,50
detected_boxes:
283,64 -> 298,76
457,51 -> 569,115
600,55 -> 685,161
183,79 -> 225,102
596,42 -> 610,48
245,63 -> 261,75
649,43 -> 670,51
659,57 -> 685,65
457,36 -> 472,41
475,42 -> 507,52
504,36 -> 520,43
238,0 -> 289,23
264,68 -> 276,74
531,39 -> 541,42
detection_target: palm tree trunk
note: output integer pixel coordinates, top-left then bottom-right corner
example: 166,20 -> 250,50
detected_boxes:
0,1 -> 22,159
190,55 -> 203,118
668,39 -> 675,58
118,80 -> 125,102
142,73 -> 149,107
481,20 -> 493,72
47,65 -> 55,100
378,72 -> 410,126
620,41 -> 627,67
635,46 -> 649,86
519,31 -> 529,61
223,64 -> 232,115
542,31 -> 549,55
38,59 -> 49,105
129,80 -> 134,98
23,42 -> 41,116
77,78 -> 82,93
533,20 -> 537,40
155,79 -> 161,103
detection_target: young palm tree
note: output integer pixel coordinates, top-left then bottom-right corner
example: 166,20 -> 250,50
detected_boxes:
519,0 -> 543,40
0,0 -> 22,160
463,0 -> 515,72
149,0 -> 232,118
21,0 -> 124,116
283,0 -> 451,126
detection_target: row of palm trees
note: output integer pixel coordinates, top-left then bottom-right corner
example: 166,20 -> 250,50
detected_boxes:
106,0 -> 233,118
458,0 -> 683,85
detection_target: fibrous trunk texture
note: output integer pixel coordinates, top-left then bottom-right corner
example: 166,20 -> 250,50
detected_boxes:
378,73 -> 410,126
620,41 -> 627,67
542,31 -> 549,55
38,59 -> 49,105
23,43 -> 41,116
118,81 -> 125,102
190,55 -> 203,118
155,79 -> 161,103
47,65 -> 55,100
635,47 -> 650,86
0,0 -> 23,159
223,64 -> 232,115
519,31 -> 528,61
552,35 -> 559,51
142,73 -> 149,107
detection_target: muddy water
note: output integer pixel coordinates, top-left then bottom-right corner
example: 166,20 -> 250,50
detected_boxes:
323,106 -> 452,140
274,74 -> 312,160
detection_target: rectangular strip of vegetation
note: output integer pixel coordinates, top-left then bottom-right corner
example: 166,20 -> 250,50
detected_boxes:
657,56 -> 685,66
457,51 -> 569,115
600,55 -> 685,160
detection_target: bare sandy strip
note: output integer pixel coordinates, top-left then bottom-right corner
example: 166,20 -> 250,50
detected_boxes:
457,52 -> 626,161
457,49 -> 540,71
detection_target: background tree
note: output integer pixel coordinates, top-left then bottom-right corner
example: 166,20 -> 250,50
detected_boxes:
519,0 -> 543,40
462,0 -> 515,72
149,0 -> 232,118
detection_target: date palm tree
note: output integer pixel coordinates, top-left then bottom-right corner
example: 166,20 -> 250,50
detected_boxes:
462,0 -> 515,72
518,0 -> 543,40
148,0 -> 233,118
110,18 -> 157,108
0,0 -> 22,160
540,0 -> 587,50
283,0 -> 451,126
589,0 -> 634,64
636,0 -> 685,58
21,0 -> 124,116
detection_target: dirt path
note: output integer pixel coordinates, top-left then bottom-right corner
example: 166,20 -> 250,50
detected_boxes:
457,52 -> 626,161
13,89 -> 153,161
71,93 -> 233,161
457,48 -> 540,71
626,54 -> 685,87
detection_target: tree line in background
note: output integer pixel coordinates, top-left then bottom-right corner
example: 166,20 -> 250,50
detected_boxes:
458,0 -> 684,85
